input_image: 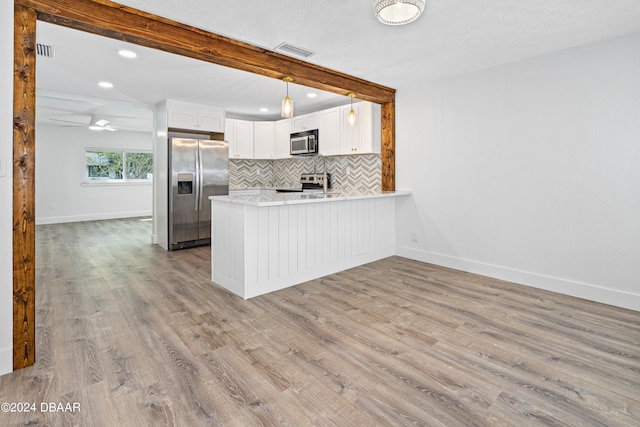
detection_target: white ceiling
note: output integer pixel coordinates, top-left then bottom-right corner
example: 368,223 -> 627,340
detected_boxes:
35,0 -> 640,133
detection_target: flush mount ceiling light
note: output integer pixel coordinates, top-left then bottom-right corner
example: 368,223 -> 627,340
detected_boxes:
98,81 -> 114,88
373,0 -> 425,26
93,118 -> 110,127
281,76 -> 294,118
90,116 -> 117,131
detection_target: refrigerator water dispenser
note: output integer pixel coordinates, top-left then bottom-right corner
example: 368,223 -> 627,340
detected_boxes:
177,173 -> 193,194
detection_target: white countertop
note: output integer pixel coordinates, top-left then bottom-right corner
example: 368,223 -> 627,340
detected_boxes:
211,189 -> 411,206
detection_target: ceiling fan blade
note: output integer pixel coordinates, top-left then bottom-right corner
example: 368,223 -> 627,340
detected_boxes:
49,114 -> 92,125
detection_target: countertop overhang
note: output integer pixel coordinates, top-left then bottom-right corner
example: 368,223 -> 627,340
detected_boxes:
211,189 -> 411,207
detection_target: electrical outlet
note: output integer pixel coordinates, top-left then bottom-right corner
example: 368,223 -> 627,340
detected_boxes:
411,232 -> 418,242
49,203 -> 56,209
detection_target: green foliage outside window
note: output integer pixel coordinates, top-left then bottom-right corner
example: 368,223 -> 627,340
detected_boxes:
86,150 -> 152,181
126,152 -> 153,179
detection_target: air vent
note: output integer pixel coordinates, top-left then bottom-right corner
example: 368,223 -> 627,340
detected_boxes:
274,42 -> 316,59
36,43 -> 55,59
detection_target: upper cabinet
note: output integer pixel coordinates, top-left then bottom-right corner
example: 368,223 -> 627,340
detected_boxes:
226,119 -> 253,159
253,121 -> 275,159
167,99 -> 225,133
317,107 -> 341,156
291,113 -> 319,132
222,101 -> 381,160
274,119 -> 292,159
340,101 -> 381,155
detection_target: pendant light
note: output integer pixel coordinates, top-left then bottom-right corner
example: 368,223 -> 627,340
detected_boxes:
373,0 -> 425,26
347,92 -> 357,126
281,76 -> 294,118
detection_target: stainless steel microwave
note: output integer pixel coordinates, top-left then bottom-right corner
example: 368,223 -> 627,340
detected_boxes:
290,129 -> 318,155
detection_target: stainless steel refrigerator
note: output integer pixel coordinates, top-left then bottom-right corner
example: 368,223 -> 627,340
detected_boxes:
169,133 -> 229,250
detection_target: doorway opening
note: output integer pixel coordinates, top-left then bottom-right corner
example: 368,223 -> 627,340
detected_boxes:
13,0 -> 395,370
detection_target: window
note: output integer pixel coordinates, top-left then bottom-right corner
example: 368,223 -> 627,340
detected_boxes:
85,150 -> 153,182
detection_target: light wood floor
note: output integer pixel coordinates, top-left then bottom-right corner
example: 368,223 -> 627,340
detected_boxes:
1,218 -> 639,426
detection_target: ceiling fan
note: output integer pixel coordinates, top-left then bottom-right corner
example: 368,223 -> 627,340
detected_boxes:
49,112 -> 118,131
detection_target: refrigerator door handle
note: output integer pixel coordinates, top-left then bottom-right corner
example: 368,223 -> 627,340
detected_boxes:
195,145 -> 201,211
198,143 -> 205,212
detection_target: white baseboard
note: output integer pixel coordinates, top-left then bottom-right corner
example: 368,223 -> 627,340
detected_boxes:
36,210 -> 152,225
396,246 -> 640,313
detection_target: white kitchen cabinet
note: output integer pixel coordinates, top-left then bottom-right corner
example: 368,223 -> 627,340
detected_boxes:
340,101 -> 381,155
226,119 -> 253,159
224,101 -> 379,160
291,113 -> 319,132
253,121 -> 275,159
167,99 -> 225,132
274,119 -> 292,159
317,107 -> 341,156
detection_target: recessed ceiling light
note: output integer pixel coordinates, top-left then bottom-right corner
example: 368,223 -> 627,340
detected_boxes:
307,93 -> 317,98
98,81 -> 114,88
259,108 -> 269,112
118,49 -> 137,58
88,125 -> 104,131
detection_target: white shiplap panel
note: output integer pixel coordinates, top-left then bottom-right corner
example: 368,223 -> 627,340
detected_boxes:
268,206 -> 279,280
370,199 -> 379,251
246,205 -> 259,285
378,198 -> 394,249
229,203 -> 245,281
328,202 -> 338,263
314,203 -> 324,267
297,204 -> 307,271
278,205 -> 289,278
257,207 -> 269,282
356,199 -> 365,255
211,202 -> 223,277
345,200 -> 355,259
306,204 -> 316,269
370,199 -> 381,250
363,199 -> 372,255
214,201 -> 241,281
288,204 -> 299,275
336,201 -> 346,261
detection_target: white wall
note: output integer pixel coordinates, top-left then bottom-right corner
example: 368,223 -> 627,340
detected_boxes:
35,125 -> 153,224
396,32 -> 640,312
0,0 -> 14,376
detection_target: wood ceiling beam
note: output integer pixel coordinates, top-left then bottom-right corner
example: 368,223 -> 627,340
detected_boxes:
15,0 -> 396,104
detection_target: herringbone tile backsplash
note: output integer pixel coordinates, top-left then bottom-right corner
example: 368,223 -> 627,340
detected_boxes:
230,155 -> 382,192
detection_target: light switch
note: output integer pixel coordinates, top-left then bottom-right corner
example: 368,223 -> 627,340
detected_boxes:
0,156 -> 6,177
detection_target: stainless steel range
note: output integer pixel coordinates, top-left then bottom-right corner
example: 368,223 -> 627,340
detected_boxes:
276,173 -> 331,193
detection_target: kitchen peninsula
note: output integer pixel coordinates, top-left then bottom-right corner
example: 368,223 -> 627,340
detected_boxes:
210,189 -> 410,298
